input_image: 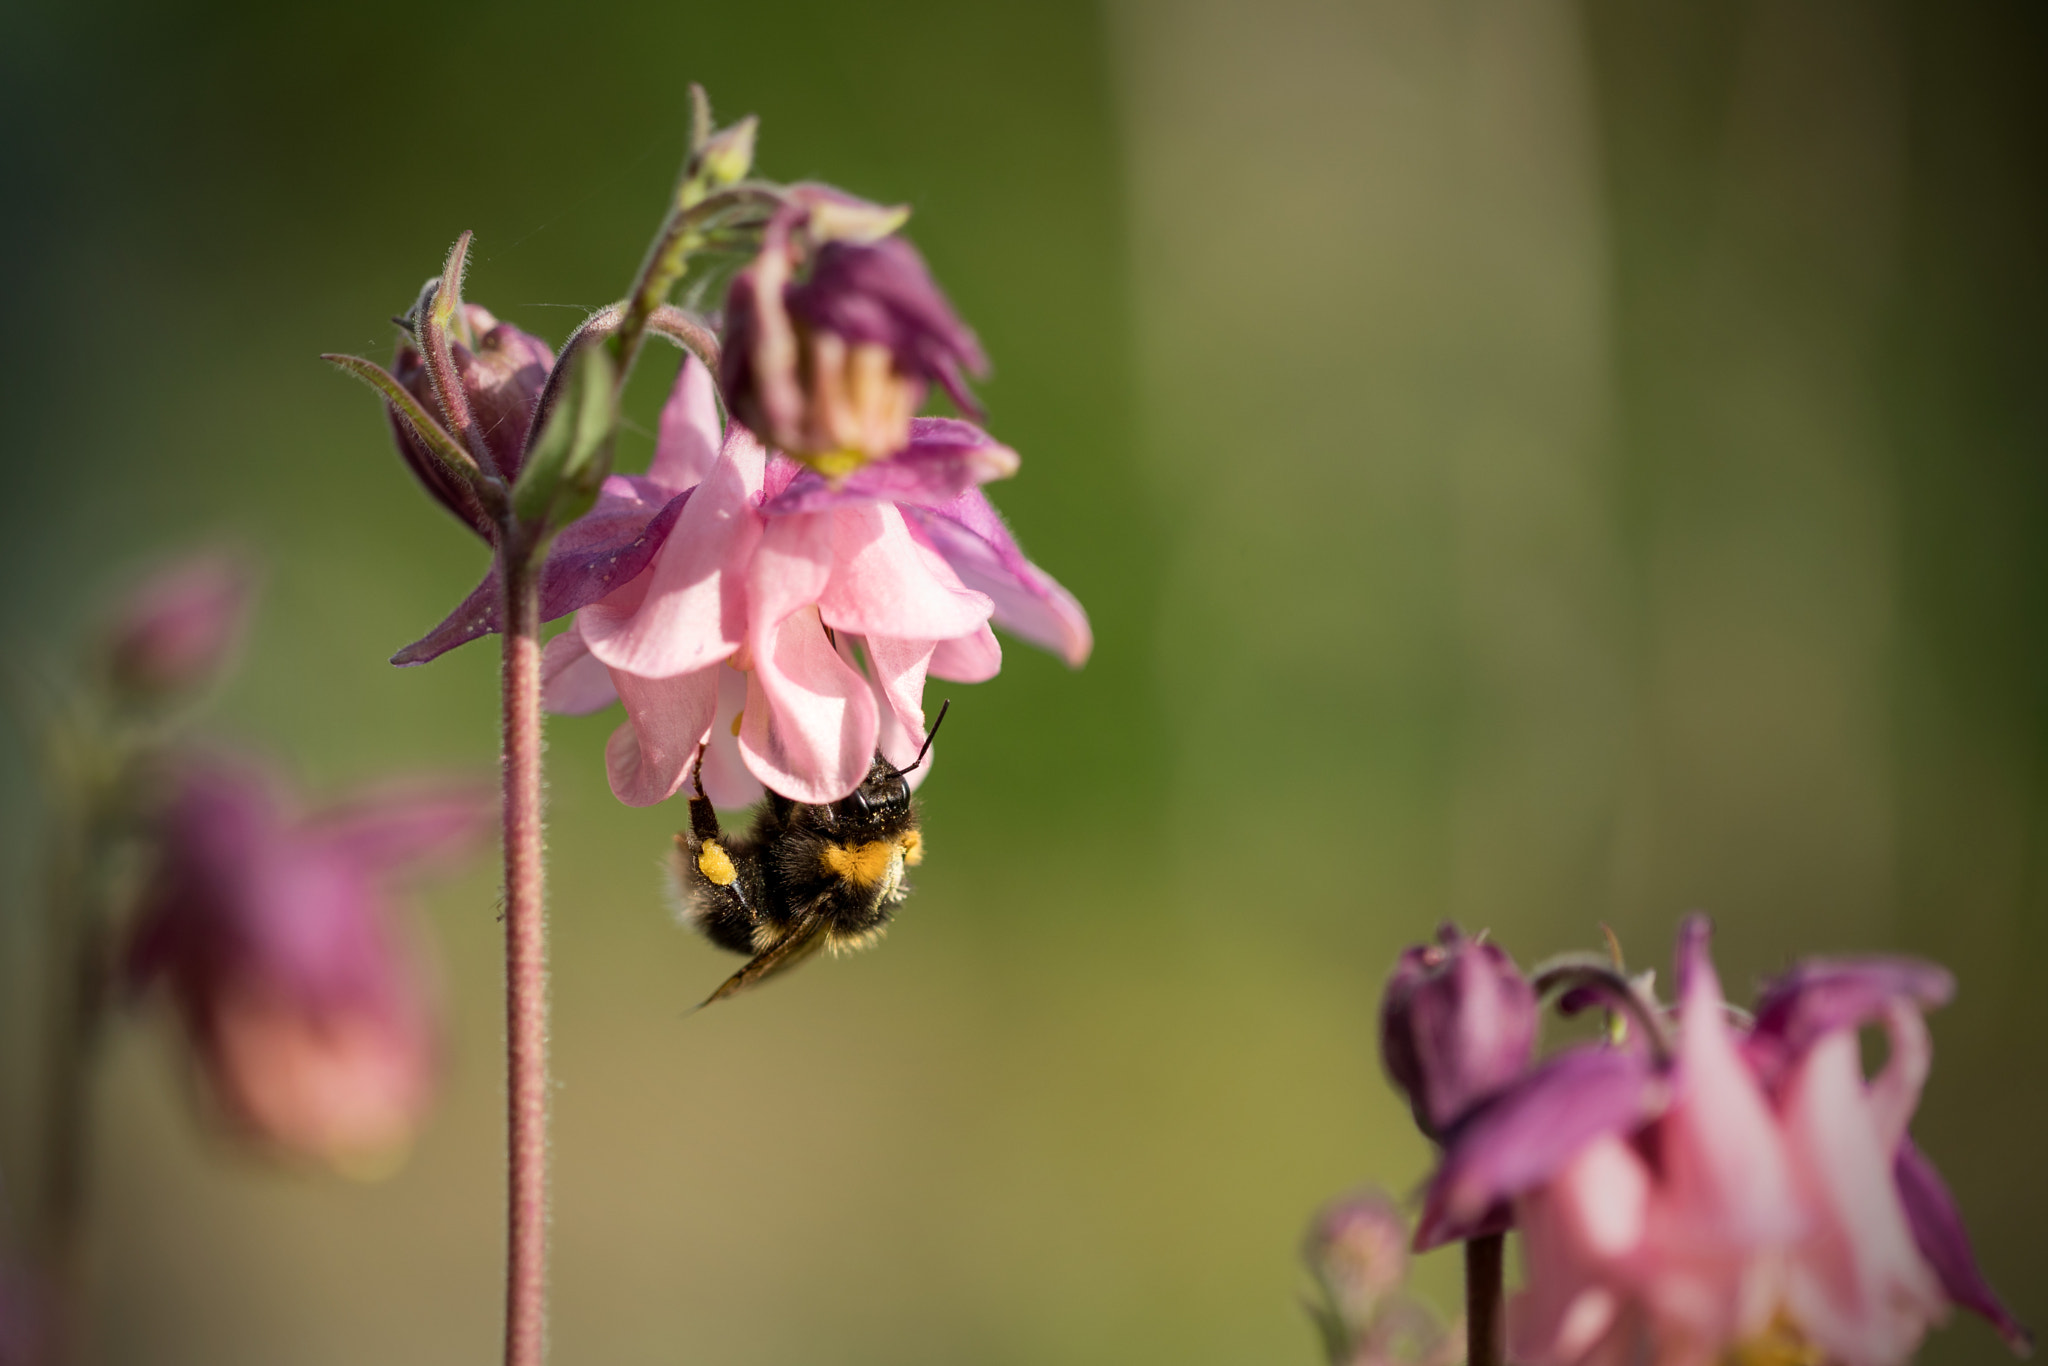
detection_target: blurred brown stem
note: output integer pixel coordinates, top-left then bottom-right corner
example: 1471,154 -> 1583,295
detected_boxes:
1465,1233 -> 1504,1366
498,539 -> 548,1366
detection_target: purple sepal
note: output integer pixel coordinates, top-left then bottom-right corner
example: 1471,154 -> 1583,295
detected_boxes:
391,478 -> 692,665
1746,957 -> 1956,1089
1414,1046 -> 1666,1252
1895,1139 -> 2034,1356
786,237 -> 988,415
903,488 -> 1091,667
762,419 -> 1019,516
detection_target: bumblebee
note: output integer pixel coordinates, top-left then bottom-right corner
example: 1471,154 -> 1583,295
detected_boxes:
675,703 -> 947,1008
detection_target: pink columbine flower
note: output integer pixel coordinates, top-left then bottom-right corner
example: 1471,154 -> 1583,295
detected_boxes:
722,186 -> 988,480
1410,918 -> 2029,1366
124,757 -> 486,1173
534,357 -> 1087,804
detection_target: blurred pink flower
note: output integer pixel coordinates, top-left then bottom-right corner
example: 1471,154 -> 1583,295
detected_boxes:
104,551 -> 253,703
125,757 -> 486,1173
538,357 -> 1090,805
1412,918 -> 2028,1366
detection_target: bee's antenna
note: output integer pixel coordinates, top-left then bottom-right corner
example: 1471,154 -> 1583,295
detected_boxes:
894,698 -> 951,777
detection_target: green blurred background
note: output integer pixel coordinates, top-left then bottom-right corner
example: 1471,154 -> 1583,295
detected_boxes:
2,0 -> 2043,1362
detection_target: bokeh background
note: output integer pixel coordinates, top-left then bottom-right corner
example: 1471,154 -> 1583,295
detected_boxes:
3,0 -> 2044,1362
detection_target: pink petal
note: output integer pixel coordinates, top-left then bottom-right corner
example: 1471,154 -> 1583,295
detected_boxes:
1657,918 -> 1801,1250
580,427 -> 766,678
541,624 -> 618,715
739,602 -> 878,804
312,783 -> 492,873
697,663 -> 765,809
1779,1029 -> 1945,1366
817,504 -> 991,643
1509,1136 -> 1650,1366
929,622 -> 1001,683
647,355 -> 724,492
603,666 -> 720,807
904,490 -> 1091,666
863,633 -> 937,779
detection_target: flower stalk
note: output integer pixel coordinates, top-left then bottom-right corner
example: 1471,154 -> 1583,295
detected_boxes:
1464,1233 -> 1504,1366
497,534 -> 548,1366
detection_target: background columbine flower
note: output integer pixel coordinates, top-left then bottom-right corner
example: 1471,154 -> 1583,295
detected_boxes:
124,757 -> 486,1173
721,186 -> 988,479
1406,918 -> 2029,1366
530,357 -> 1088,806
103,551 -> 253,706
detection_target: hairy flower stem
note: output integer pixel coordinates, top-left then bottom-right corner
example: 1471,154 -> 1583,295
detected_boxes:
498,537 -> 548,1366
1466,1233 -> 1505,1366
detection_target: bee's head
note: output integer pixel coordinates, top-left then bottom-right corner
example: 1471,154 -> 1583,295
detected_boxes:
828,700 -> 949,829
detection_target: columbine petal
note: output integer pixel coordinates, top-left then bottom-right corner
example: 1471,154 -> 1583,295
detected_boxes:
929,622 -> 1001,684
540,623 -> 618,716
603,666 -> 720,807
1747,958 -> 1956,1092
817,504 -> 991,644
312,783 -> 492,873
740,540 -> 878,806
1778,1026 -> 1945,1366
580,429 -> 765,678
905,489 -> 1091,667
697,662 -> 764,809
1509,1136 -> 1651,1366
392,475 -> 693,665
1894,1140 -> 2034,1355
861,633 -> 937,777
1416,1047 -> 1666,1251
647,355 -> 724,493
761,418 -> 1019,516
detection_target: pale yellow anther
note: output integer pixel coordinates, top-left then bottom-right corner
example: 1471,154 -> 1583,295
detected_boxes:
697,841 -> 738,887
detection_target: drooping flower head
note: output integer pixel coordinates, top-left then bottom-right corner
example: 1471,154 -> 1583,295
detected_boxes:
393,354 -> 1088,808
548,356 -> 1086,806
1380,923 -> 1538,1141
1405,917 -> 2030,1366
125,757 -> 486,1174
722,186 -> 988,481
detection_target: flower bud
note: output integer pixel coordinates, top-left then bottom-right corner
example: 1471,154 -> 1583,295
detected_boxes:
1379,923 -> 1537,1140
721,193 -> 986,481
1305,1188 -> 1412,1329
125,758 -> 485,1174
695,114 -> 758,189
390,303 -> 554,534
105,552 -> 253,704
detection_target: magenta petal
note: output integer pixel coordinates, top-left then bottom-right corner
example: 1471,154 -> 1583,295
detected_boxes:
647,355 -> 723,493
580,429 -> 765,678
391,478 -> 693,666
903,490 -> 1090,667
540,624 -> 618,715
1747,958 -> 1956,1090
1415,1047 -> 1667,1251
929,623 -> 1001,683
761,418 -> 1019,516
1895,1139 -> 2034,1355
604,666 -> 720,807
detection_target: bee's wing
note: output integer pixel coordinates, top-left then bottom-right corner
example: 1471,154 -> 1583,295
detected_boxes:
692,917 -> 830,1011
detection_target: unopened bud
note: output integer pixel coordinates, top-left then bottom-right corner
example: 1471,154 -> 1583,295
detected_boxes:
390,303 -> 554,534
106,552 -> 253,703
1305,1188 -> 1411,1326
1379,924 -> 1537,1140
697,115 -> 758,189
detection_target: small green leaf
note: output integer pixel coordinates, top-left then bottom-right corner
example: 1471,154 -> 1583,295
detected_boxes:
512,343 -> 617,533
